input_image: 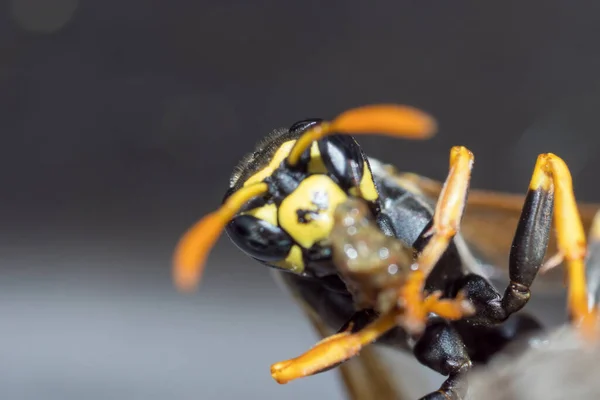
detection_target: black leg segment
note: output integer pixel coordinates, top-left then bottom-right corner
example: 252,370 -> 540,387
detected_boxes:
414,318 -> 471,400
451,182 -> 554,326
504,187 -> 554,315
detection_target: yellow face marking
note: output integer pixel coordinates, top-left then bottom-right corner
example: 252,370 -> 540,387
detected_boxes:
243,203 -> 278,226
272,244 -> 304,273
244,140 -> 297,186
307,142 -> 328,174
349,161 -> 379,202
279,175 -> 348,249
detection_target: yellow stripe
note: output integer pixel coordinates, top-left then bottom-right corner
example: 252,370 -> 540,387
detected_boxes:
244,140 -> 296,186
307,142 -> 328,174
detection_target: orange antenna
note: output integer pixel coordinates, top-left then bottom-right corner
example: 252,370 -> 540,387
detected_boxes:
172,182 -> 269,292
286,104 -> 437,167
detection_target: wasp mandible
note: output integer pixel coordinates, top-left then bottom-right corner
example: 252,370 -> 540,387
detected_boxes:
171,104 -> 600,400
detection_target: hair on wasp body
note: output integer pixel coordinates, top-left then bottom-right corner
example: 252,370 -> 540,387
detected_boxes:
172,104 -> 600,400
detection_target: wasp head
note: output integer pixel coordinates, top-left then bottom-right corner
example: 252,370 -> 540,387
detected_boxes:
172,104 -> 437,292
224,118 -> 385,277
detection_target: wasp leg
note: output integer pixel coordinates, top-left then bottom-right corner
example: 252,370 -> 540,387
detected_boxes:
305,309 -> 410,400
453,154 -> 599,337
585,210 -> 600,310
413,146 -> 474,277
415,314 -> 545,400
413,317 -> 470,400
529,154 -> 599,334
270,310 -> 399,384
270,296 -> 471,386
447,158 -> 555,326
400,146 -> 474,333
274,273 -> 412,399
335,310 -> 414,400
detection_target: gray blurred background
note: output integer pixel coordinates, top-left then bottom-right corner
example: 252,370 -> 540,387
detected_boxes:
2,1 -> 600,399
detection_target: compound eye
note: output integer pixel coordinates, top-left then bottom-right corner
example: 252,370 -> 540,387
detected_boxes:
289,118 -> 323,134
318,134 -> 365,189
225,215 -> 294,262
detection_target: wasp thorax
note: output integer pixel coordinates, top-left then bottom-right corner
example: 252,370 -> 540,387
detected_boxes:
332,198 -> 414,312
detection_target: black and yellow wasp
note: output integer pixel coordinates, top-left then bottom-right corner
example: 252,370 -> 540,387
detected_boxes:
171,104 -> 600,400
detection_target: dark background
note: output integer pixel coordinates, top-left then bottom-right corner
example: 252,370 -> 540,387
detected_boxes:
2,1 -> 600,399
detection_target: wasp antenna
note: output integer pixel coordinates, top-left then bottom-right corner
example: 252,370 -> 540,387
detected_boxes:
332,104 -> 438,137
286,104 -> 437,167
172,182 -> 269,292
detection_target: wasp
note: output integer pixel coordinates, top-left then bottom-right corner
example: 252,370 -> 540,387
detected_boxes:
171,104 -> 600,400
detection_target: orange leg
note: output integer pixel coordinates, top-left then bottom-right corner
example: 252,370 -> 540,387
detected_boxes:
585,210 -> 600,311
271,313 -> 396,384
399,146 -> 475,334
270,293 -> 472,385
534,154 -> 599,338
583,210 -> 600,340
